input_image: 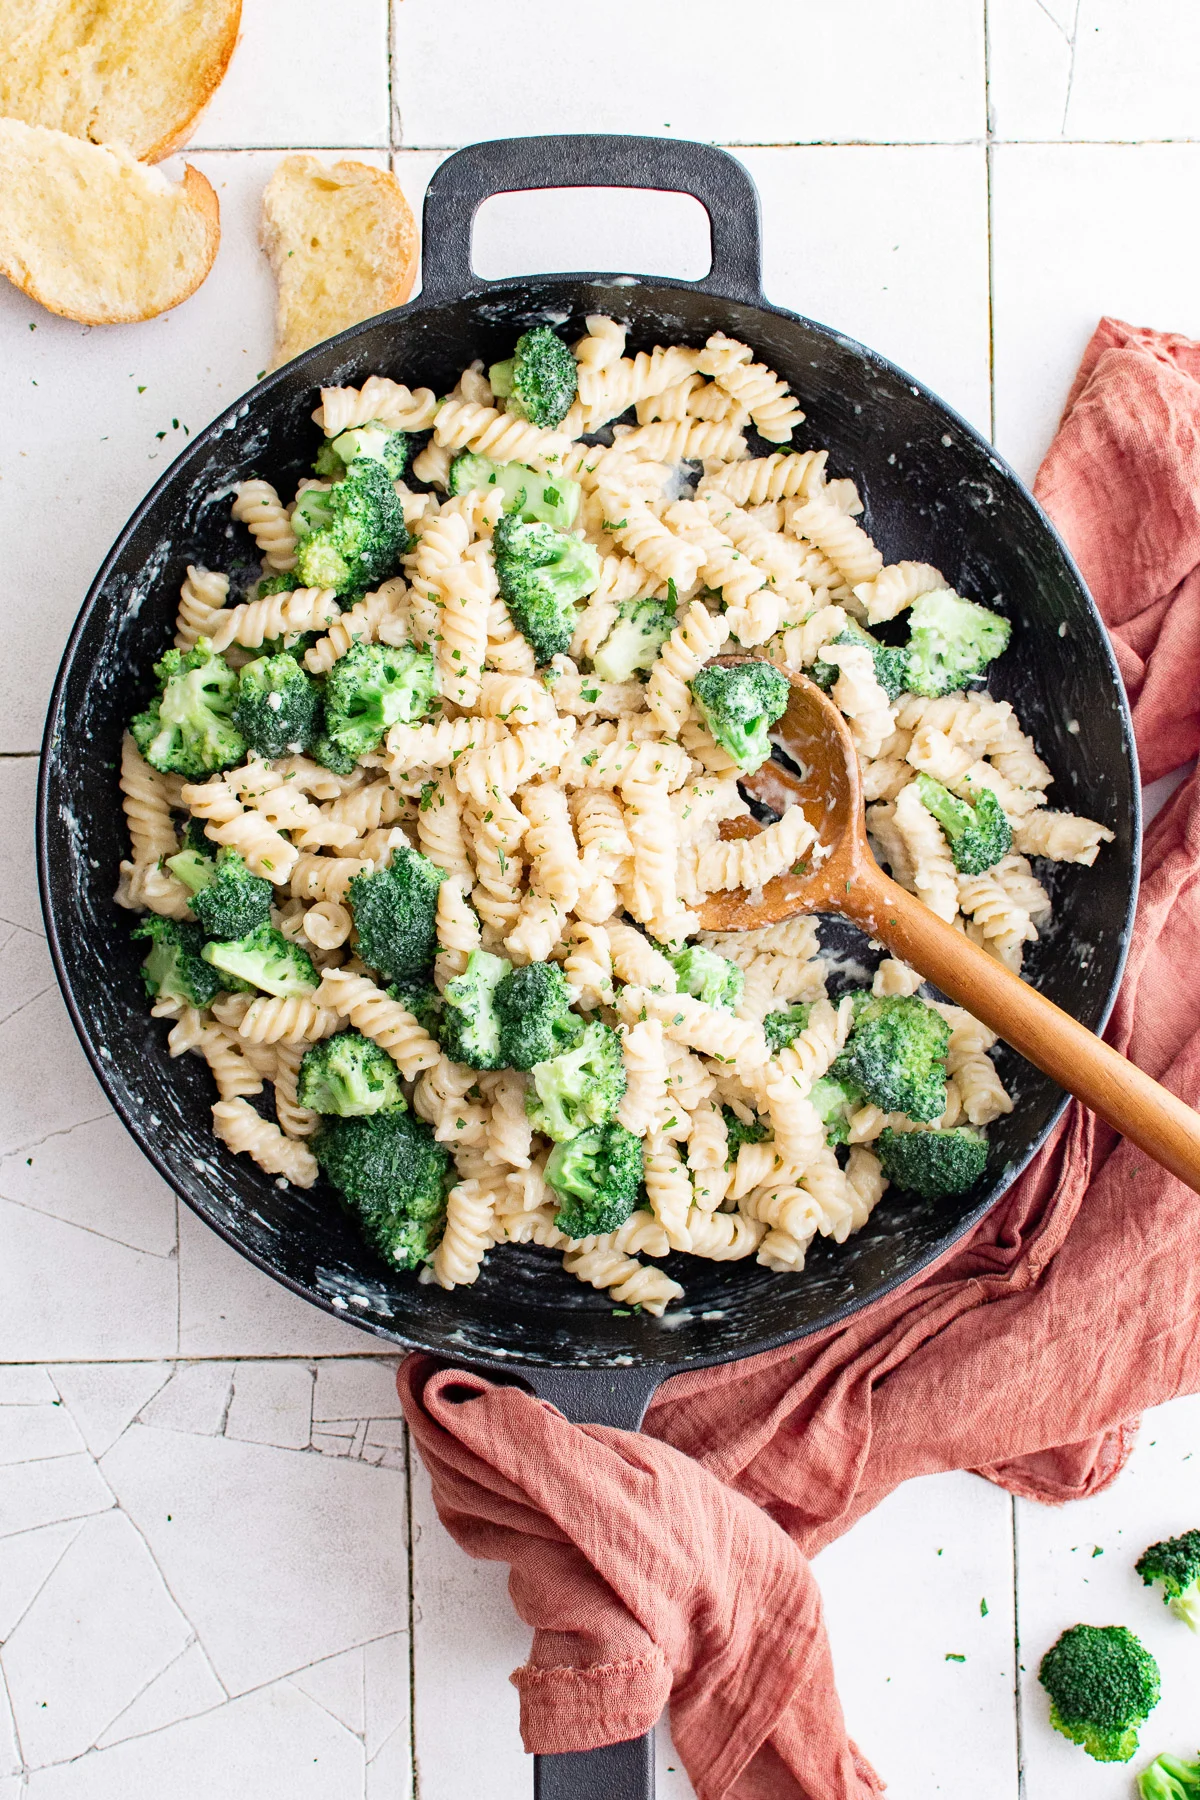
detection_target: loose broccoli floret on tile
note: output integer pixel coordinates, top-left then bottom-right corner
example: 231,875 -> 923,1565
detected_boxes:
1136,1530 -> 1200,1631
1137,1753 -> 1200,1799
130,639 -> 245,779
488,325 -> 578,429
546,1120 -> 644,1239
689,659 -> 790,775
1038,1624 -> 1160,1764
298,1030 -> 403,1116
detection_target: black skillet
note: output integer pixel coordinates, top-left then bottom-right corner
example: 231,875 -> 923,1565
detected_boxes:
38,136 -> 1138,1798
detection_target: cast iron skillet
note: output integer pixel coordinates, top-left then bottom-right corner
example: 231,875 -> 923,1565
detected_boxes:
38,137 -> 1138,1797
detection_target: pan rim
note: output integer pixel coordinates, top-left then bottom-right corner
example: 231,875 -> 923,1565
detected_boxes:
36,270 -> 1142,1375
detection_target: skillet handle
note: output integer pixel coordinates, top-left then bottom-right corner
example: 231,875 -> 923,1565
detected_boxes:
519,1362 -> 664,1800
419,134 -> 764,306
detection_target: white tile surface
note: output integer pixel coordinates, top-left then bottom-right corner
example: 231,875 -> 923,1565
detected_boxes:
5,7 -> 1200,1797
991,143 -> 1200,481
988,0 -> 1200,142
1017,1395 -> 1200,1799
391,0 -> 985,145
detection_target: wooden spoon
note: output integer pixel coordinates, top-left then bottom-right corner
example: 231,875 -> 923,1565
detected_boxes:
696,656 -> 1200,1192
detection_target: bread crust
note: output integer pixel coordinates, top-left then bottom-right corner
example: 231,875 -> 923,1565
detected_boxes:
141,3 -> 242,162
0,125 -> 220,325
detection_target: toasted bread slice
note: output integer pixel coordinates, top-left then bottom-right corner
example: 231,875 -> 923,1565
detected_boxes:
0,120 -> 219,324
261,156 -> 419,371
0,0 -> 241,162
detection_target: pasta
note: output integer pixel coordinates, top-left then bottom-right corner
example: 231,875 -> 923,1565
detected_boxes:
119,312 -> 1109,1316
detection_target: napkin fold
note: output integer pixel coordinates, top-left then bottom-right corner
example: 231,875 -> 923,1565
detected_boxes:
399,318 -> 1200,1800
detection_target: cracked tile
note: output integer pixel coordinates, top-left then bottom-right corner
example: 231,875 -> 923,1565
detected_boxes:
95,1639 -> 225,1749
0,1522 -> 82,1639
989,0 -> 1200,141
102,1425 -> 409,1698
0,928 -> 54,1034
226,1362 -> 313,1451
0,953 -> 108,1158
1,1113 -> 177,1258
0,1454 -> 112,1540
3,1509 -> 191,1767
23,1681 -> 363,1799
177,1202 -> 388,1358
313,1361 -> 403,1424
0,1196 -> 177,1362
48,1365 -> 171,1459
289,1646 -> 365,1738
0,1371 -> 56,1406
0,1678 -> 17,1780
363,1632 -> 408,1760
0,1406 -> 84,1468
138,1365 -> 232,1437
366,1722 -> 412,1800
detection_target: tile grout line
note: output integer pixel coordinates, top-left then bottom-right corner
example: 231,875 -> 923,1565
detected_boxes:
181,137 -> 1200,153
983,0 -> 997,448
404,1420 -> 420,1800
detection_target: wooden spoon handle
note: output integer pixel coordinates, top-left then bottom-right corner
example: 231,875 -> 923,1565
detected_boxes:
844,861 -> 1200,1193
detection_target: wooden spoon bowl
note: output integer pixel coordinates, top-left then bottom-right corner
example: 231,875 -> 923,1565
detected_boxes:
697,656 -> 1200,1192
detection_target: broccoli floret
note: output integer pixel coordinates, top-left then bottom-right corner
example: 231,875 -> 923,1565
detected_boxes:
592,598 -> 678,683
348,847 -> 445,983
318,640 -> 437,765
546,1120 -> 644,1239
763,1002 -> 812,1055
527,1021 -> 626,1142
493,961 -> 585,1070
133,916 -> 223,1008
721,1106 -> 771,1164
298,1030 -> 403,1116
493,513 -> 600,664
1136,1531 -> 1200,1630
387,974 -> 444,1039
667,944 -> 743,1010
255,571 -> 301,599
316,1106 -> 450,1270
130,639 -> 245,779
440,950 -> 511,1070
1138,1754 -> 1200,1799
904,588 -> 1012,697
1039,1624 -> 1160,1764
877,1125 -> 988,1196
233,652 -> 322,760
833,993 -> 950,1122
293,459 -> 410,595
166,844 -> 273,940
201,922 -> 318,997
315,421 -> 410,480
812,616 -> 910,703
914,774 -> 1012,875
809,1073 -> 862,1146
488,326 -> 578,429
448,451 -> 580,530
689,660 -> 790,775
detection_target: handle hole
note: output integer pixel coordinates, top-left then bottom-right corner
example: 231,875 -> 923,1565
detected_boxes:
471,187 -> 712,282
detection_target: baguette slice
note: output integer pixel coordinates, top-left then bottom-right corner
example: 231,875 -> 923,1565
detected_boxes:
0,0 -> 241,162
0,120 -> 219,324
262,156 -> 419,371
